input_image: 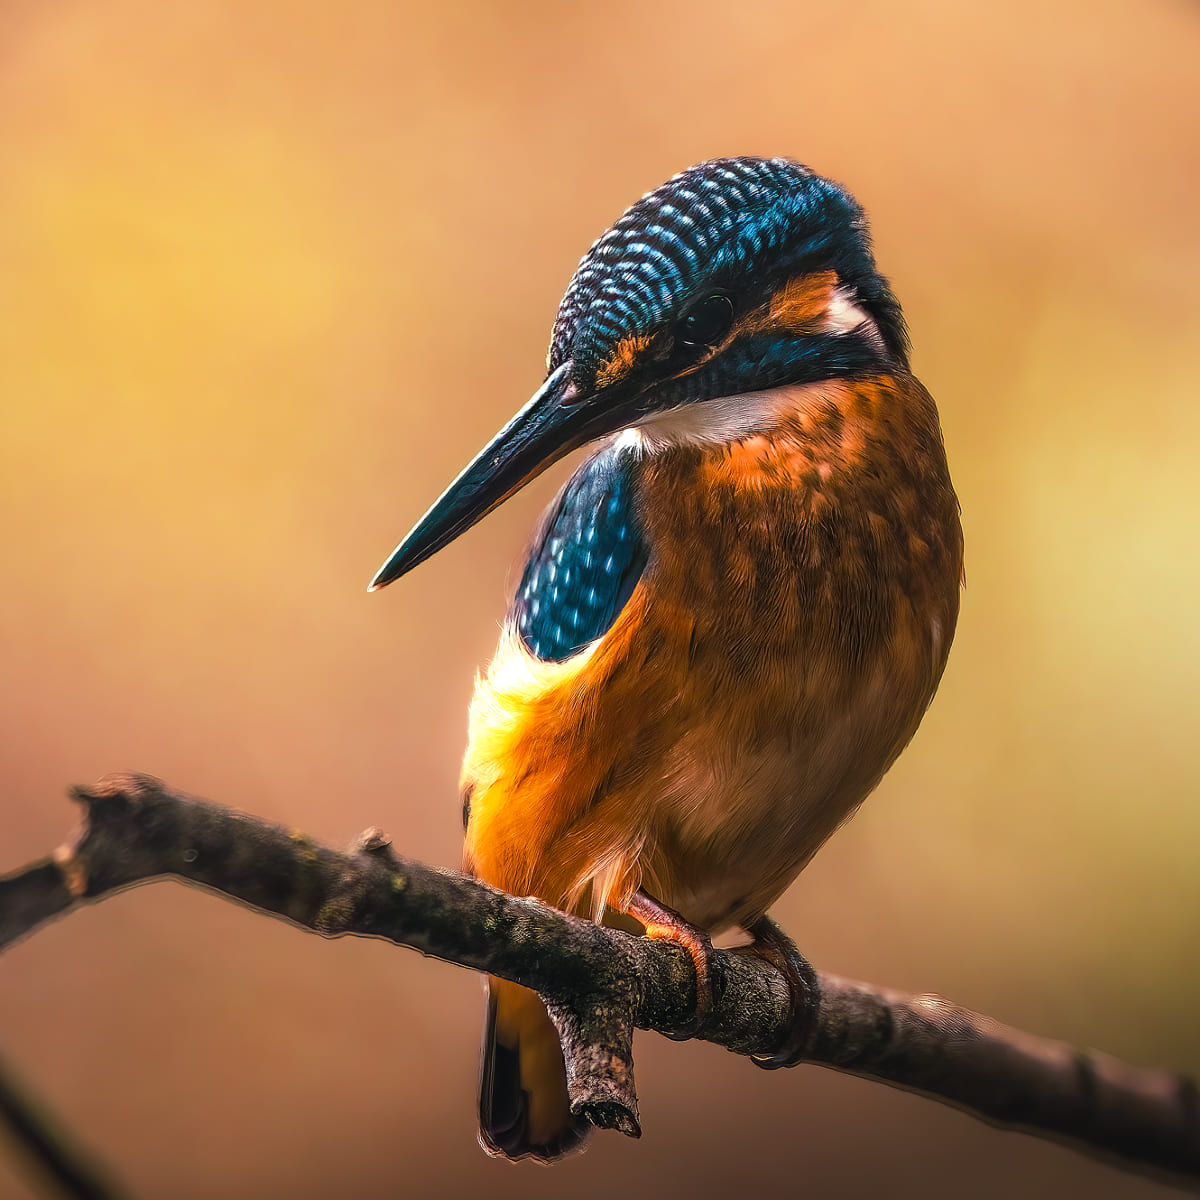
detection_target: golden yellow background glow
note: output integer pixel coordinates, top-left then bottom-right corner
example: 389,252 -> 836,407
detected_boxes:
3,2 -> 1198,1197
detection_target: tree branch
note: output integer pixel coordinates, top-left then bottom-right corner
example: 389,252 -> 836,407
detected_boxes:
0,1051 -> 124,1200
1,774 -> 1196,1190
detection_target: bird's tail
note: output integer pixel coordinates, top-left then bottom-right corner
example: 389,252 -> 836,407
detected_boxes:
479,976 -> 590,1162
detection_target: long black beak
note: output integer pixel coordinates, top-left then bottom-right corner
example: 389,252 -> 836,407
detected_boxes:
369,362 -> 631,590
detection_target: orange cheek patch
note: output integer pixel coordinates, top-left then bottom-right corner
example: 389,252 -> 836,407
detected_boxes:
595,333 -> 652,388
765,270 -> 838,333
716,270 -> 839,352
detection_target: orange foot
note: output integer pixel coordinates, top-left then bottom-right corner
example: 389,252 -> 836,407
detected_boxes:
626,891 -> 713,1035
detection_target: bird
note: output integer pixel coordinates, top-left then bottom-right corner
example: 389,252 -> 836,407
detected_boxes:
370,156 -> 963,1161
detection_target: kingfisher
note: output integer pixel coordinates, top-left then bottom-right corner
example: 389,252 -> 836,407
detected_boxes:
370,157 -> 963,1161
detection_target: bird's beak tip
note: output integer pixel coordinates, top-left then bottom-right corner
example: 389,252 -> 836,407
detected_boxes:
367,559 -> 402,593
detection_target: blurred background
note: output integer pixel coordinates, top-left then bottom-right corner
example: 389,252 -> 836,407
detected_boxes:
2,1 -> 1198,1196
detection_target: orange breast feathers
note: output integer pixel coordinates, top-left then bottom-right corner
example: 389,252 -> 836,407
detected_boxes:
461,371 -> 963,933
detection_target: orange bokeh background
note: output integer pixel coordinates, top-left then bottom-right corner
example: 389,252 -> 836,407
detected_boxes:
2,2 -> 1199,1197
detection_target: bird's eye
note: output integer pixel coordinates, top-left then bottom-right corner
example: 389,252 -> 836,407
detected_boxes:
676,293 -> 734,350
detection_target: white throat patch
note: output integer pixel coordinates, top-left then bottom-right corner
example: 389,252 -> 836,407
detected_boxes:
619,384 -> 818,452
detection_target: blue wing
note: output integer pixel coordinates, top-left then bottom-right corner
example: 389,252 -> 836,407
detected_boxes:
512,442 -> 647,663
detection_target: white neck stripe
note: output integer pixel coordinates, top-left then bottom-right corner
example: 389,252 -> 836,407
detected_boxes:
615,381 -> 822,452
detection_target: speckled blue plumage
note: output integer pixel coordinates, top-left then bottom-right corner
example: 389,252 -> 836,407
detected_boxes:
550,157 -> 908,383
513,443 -> 646,662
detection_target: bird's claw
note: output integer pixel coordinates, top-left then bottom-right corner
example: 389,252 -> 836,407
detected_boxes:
626,891 -> 714,1038
737,914 -> 818,1069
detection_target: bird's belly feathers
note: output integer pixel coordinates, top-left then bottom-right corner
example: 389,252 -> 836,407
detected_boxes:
637,636 -> 939,930
463,598 -> 944,931
462,548 -> 954,934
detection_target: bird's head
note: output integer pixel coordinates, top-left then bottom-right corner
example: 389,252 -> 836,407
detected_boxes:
371,156 -> 905,589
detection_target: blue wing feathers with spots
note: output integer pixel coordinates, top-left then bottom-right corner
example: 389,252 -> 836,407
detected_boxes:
513,444 -> 647,662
